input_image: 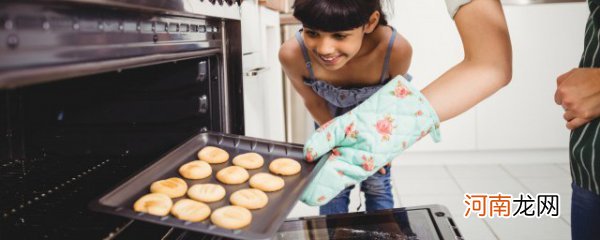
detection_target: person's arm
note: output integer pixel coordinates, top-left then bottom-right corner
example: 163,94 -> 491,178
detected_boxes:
422,0 -> 512,122
279,39 -> 333,126
555,68 -> 600,129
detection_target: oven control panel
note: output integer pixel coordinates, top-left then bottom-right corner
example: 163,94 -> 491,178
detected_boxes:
4,0 -> 243,20
191,0 -> 242,20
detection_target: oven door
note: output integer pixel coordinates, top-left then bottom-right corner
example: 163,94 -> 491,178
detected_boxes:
141,205 -> 463,240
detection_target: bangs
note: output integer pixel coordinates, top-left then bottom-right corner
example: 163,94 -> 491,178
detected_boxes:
293,0 -> 371,32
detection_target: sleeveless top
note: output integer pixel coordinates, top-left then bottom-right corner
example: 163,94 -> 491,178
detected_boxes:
295,26 -> 412,117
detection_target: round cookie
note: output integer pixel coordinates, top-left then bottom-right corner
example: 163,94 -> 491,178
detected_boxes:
232,152 -> 264,170
198,146 -> 229,164
150,177 -> 188,198
133,193 -> 173,216
171,199 -> 211,222
187,183 -> 226,203
179,160 -> 212,180
249,173 -> 285,192
269,158 -> 301,176
229,188 -> 268,210
216,166 -> 249,184
211,205 -> 252,230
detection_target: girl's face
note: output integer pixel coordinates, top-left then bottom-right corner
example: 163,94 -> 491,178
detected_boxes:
302,26 -> 366,71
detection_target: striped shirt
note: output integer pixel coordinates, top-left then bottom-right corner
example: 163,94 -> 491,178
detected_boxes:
570,0 -> 600,196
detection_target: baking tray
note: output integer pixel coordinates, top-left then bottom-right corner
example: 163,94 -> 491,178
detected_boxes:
89,131 -> 326,240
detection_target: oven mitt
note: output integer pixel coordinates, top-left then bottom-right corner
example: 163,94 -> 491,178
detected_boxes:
300,75 -> 441,206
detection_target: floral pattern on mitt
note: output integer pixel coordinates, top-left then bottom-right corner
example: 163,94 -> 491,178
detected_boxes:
300,75 -> 441,206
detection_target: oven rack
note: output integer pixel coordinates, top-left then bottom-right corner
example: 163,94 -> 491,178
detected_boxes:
0,155 -> 156,239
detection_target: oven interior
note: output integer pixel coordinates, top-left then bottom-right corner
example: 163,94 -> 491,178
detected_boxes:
0,55 -> 233,239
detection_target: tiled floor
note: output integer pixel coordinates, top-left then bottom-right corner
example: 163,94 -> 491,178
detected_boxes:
287,150 -> 573,240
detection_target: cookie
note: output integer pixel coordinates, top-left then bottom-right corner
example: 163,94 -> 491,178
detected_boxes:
229,188 -> 268,210
216,166 -> 249,184
150,177 -> 188,198
232,152 -> 264,170
133,193 -> 173,216
269,158 -> 301,176
197,146 -> 229,164
187,183 -> 226,203
210,205 -> 252,230
249,173 -> 285,192
179,160 -> 212,180
171,199 -> 211,222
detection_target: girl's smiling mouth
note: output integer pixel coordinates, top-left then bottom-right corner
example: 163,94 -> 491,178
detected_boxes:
318,54 -> 342,65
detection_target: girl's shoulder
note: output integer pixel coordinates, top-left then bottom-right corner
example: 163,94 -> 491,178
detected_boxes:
386,28 -> 413,76
278,36 -> 309,78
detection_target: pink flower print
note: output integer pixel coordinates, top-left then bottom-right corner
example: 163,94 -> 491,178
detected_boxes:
402,141 -> 408,149
332,148 -> 341,156
415,110 -> 423,117
391,82 -> 411,99
337,170 -> 345,176
344,122 -> 358,139
361,155 -> 375,171
305,148 -> 317,162
327,148 -> 341,161
318,196 -> 326,202
326,132 -> 332,142
416,130 -> 427,141
375,115 -> 395,141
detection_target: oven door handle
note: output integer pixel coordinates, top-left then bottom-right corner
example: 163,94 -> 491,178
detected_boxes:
244,67 -> 269,77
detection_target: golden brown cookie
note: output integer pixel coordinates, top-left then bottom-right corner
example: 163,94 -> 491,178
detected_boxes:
232,152 -> 264,170
211,205 -> 252,230
249,173 -> 285,192
187,183 -> 226,203
269,158 -> 301,176
150,177 -> 188,198
229,188 -> 268,210
216,166 -> 249,184
197,146 -> 229,164
179,160 -> 212,180
171,199 -> 211,222
133,193 -> 173,216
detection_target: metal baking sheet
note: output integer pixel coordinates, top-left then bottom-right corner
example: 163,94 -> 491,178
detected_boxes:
89,132 -> 326,240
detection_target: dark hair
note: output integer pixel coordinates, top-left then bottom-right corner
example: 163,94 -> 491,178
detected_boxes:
292,0 -> 388,32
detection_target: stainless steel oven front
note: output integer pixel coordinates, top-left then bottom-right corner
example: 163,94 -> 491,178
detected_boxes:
0,1 -> 244,239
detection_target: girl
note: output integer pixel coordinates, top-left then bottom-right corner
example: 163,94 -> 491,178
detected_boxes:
279,0 -> 512,215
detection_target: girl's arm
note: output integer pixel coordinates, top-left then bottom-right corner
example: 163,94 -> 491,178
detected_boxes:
279,40 -> 333,126
422,0 -> 512,122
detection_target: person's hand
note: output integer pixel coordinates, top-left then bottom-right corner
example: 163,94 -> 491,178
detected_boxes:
300,76 -> 441,206
555,68 -> 600,129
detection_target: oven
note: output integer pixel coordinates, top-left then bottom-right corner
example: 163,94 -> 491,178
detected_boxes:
0,0 -> 244,239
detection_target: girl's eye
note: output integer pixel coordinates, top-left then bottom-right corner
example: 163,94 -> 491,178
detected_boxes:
333,34 -> 347,40
305,30 -> 318,37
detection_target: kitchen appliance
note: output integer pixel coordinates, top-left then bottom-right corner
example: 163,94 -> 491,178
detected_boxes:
128,205 -> 462,240
0,0 -> 245,239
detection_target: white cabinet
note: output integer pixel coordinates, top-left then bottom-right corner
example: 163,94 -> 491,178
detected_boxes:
241,2 -> 286,142
240,0 -> 262,72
